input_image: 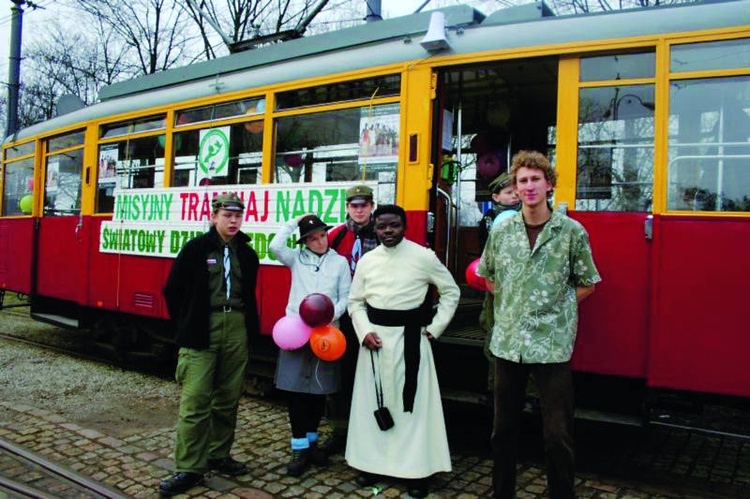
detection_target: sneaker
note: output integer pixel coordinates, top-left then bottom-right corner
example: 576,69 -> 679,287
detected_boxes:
308,441 -> 329,466
208,456 -> 249,476
158,472 -> 204,497
286,448 -> 310,477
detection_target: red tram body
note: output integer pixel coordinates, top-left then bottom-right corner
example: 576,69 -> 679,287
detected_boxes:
2,0 -> 749,411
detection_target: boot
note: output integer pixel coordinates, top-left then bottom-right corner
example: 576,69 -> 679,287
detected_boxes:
286,448 -> 310,477
319,429 -> 347,457
309,440 -> 329,466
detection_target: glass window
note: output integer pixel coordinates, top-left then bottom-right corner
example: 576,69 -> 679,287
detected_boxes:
96,135 -> 165,212
4,141 -> 35,160
171,122 -> 262,187
276,75 -> 400,110
175,97 -> 265,126
273,103 -> 399,203
44,149 -> 84,216
2,158 -> 34,216
671,38 -> 750,73
667,76 -> 750,212
576,84 -> 655,212
100,115 -> 166,139
48,131 -> 85,153
580,52 -> 655,82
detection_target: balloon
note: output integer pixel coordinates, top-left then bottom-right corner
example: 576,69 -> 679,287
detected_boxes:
299,293 -> 334,328
19,194 -> 33,214
477,152 -> 503,178
310,325 -> 346,362
272,315 -> 312,350
465,258 -> 488,291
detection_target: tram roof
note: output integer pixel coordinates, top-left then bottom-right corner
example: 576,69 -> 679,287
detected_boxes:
5,0 -> 749,144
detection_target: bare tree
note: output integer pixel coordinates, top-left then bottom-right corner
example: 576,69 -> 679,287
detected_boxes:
75,0 -> 197,75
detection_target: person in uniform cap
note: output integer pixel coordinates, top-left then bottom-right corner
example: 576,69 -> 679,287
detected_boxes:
479,172 -> 520,247
321,184 -> 379,456
159,192 -> 260,497
270,213 -> 351,478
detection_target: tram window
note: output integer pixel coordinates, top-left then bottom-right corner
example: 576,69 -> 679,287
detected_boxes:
171,122 -> 263,187
48,131 -> 85,152
580,52 -> 654,82
667,75 -> 750,212
1,157 -> 34,216
96,136 -> 165,213
273,104 -> 398,198
44,149 -> 83,216
671,38 -> 750,73
175,97 -> 265,126
100,116 -> 165,139
576,85 -> 655,212
4,141 -> 35,160
275,75 -> 400,110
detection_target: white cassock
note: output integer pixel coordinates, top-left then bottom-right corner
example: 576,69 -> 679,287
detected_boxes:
345,239 -> 460,479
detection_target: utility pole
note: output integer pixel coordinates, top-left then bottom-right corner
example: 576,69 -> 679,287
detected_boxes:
5,0 -> 25,138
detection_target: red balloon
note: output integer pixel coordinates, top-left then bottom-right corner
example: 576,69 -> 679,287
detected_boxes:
299,293 -> 334,327
465,258 -> 489,291
310,325 -> 346,361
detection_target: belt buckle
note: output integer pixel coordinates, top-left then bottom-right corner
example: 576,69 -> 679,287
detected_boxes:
222,305 -> 232,313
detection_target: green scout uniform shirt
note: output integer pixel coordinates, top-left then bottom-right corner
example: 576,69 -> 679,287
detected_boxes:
208,238 -> 244,309
477,211 -> 601,364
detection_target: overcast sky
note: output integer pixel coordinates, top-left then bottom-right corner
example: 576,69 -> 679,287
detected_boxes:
0,0 -> 468,94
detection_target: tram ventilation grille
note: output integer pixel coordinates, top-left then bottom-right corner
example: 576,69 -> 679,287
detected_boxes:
134,293 -> 155,309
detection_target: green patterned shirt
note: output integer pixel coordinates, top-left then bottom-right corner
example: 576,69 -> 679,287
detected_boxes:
477,211 -> 601,363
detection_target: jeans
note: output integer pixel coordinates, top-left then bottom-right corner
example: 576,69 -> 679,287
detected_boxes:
491,358 -> 575,499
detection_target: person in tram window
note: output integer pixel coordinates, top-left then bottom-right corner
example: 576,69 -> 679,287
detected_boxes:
478,171 -> 521,247
346,204 -> 460,499
269,214 -> 351,477
321,184 -> 379,456
477,151 -> 601,499
159,193 -> 260,497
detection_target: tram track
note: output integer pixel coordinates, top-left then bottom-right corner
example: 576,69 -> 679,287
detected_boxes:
0,437 -> 129,499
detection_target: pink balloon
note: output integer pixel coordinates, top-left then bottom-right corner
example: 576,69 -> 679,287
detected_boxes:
272,315 -> 313,350
465,258 -> 489,291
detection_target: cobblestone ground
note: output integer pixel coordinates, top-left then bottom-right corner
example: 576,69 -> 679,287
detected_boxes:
3,393 -> 749,499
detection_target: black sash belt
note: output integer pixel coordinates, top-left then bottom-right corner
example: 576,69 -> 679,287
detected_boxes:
366,303 -> 430,413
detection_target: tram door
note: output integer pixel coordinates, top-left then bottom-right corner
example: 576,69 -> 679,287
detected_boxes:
433,58 -> 559,296
33,133 -> 89,321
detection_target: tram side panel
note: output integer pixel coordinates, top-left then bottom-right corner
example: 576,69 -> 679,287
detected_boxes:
648,216 -> 750,398
0,219 -> 33,295
569,212 -> 650,379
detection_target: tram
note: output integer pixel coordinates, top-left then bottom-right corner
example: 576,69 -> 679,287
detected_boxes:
2,0 -> 749,408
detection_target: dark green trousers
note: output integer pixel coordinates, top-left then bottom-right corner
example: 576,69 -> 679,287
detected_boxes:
174,310 -> 247,473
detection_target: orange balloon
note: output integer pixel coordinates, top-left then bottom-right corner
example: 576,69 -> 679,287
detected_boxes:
310,325 -> 346,362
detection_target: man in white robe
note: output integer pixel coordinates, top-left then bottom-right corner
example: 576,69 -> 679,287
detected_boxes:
345,204 -> 460,498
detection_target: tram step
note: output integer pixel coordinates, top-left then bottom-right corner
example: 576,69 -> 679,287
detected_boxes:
30,312 -> 79,329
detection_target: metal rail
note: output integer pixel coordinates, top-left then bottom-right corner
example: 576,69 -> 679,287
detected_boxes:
0,437 -> 129,499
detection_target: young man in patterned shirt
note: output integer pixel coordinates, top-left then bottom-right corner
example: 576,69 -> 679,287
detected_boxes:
477,151 -> 601,499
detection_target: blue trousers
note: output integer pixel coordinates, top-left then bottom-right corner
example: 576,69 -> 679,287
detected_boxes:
174,310 -> 247,473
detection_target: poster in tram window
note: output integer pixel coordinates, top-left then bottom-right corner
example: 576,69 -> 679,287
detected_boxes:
198,126 -> 231,183
359,104 -> 399,164
98,144 -> 118,185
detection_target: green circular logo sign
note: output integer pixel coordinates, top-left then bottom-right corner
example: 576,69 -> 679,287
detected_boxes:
199,129 -> 230,175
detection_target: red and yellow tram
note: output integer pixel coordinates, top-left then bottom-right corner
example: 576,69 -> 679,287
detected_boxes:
2,0 -> 749,406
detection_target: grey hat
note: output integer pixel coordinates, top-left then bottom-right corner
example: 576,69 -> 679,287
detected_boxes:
212,193 -> 245,212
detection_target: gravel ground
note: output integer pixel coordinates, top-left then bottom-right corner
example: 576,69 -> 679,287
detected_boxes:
0,301 -> 180,438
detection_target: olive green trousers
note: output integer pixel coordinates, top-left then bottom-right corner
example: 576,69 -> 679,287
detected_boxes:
173,310 -> 247,473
